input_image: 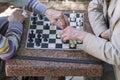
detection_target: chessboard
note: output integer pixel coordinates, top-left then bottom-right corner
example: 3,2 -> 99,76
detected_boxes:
25,11 -> 85,50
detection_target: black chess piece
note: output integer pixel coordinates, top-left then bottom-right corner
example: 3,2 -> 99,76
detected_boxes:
32,17 -> 37,24
37,33 -> 41,38
29,30 -> 35,38
33,13 -> 37,16
35,38 -> 41,46
43,38 -> 48,42
44,23 -> 49,29
28,37 -> 33,43
39,15 -> 43,20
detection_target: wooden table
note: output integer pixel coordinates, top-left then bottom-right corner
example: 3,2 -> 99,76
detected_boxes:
5,10 -> 103,77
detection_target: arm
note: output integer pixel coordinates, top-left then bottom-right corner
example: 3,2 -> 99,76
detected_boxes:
26,0 -> 69,29
0,10 -> 24,60
61,24 -> 120,66
88,0 -> 108,36
25,0 -> 47,15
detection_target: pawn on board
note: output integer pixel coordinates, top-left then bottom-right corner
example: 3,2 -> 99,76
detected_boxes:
71,11 -> 76,21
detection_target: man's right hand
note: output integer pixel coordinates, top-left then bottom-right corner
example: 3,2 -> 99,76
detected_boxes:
8,10 -> 24,23
100,29 -> 110,40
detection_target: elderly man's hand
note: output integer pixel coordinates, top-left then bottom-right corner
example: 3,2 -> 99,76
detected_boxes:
61,26 -> 88,42
8,10 -> 24,23
44,9 -> 69,29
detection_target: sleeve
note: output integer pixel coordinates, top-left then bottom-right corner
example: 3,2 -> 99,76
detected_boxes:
25,0 -> 48,15
82,20 -> 120,66
88,0 -> 108,36
0,21 -> 23,60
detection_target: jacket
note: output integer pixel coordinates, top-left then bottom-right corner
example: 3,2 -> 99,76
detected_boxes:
82,0 -> 120,80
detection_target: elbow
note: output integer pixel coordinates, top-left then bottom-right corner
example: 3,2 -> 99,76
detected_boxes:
0,40 -> 16,60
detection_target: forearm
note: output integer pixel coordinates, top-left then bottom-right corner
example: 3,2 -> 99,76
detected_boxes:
0,21 -> 23,60
88,0 -> 108,36
26,0 -> 48,15
82,33 -> 120,66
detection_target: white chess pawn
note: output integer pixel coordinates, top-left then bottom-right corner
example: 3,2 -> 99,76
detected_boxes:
57,32 -> 61,38
70,40 -> 75,48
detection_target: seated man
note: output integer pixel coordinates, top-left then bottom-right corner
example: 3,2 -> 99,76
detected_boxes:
0,6 -> 24,60
61,0 -> 120,80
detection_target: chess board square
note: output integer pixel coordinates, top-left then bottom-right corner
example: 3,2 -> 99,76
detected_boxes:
49,34 -> 56,38
43,30 -> 50,34
63,44 -> 69,49
50,25 -> 56,30
57,27 -> 62,30
42,34 -> 49,38
49,39 -> 56,43
27,43 -> 34,48
56,44 -> 62,48
50,30 -> 56,34
37,21 -> 43,25
41,43 -> 48,48
48,44 -> 55,48
70,22 -> 76,26
76,13 -> 80,18
30,25 -> 36,29
36,29 -> 43,34
56,39 -> 62,43
36,25 -> 43,29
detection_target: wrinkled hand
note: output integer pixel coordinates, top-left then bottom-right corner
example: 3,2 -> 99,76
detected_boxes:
8,10 -> 24,23
45,9 -> 69,29
100,29 -> 110,40
61,26 -> 87,42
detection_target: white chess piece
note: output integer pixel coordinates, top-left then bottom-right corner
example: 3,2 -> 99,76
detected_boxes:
71,11 -> 76,21
70,40 -> 75,48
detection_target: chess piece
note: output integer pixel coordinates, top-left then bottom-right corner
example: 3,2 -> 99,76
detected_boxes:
39,15 -> 43,20
32,17 -> 37,24
29,30 -> 35,38
28,37 -> 33,42
71,11 -> 76,21
43,38 -> 48,42
45,23 -> 50,29
56,32 -> 61,39
70,40 -> 75,48
37,33 -> 41,38
35,38 -> 41,46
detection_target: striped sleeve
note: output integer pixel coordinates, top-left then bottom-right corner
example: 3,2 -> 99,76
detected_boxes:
26,0 -> 48,15
0,21 -> 23,60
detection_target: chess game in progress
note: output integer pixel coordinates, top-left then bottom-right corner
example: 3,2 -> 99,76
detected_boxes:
25,11 -> 85,50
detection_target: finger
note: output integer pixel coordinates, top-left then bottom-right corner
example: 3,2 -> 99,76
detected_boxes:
58,15 -> 66,28
49,19 -> 63,29
63,15 -> 70,28
61,35 -> 69,42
